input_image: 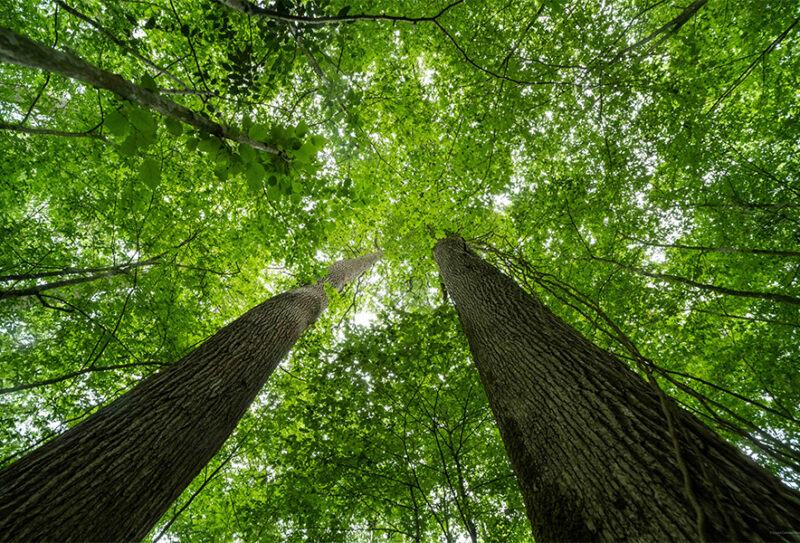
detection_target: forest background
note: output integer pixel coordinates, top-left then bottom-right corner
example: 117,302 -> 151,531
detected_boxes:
1,0 -> 799,540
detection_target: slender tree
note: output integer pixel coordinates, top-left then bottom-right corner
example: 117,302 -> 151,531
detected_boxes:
0,251 -> 381,542
434,236 -> 800,542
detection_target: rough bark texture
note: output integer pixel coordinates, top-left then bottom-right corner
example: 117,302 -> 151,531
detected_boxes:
0,252 -> 380,542
0,26 -> 280,156
434,237 -> 800,542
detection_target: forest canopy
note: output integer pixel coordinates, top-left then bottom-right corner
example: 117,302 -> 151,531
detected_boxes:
1,0 -> 799,540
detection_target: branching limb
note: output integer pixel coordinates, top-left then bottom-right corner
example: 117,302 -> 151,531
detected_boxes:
214,0 -> 464,25
0,26 -> 284,157
706,17 -> 799,114
0,121 -> 108,141
589,255 -> 800,307
0,361 -> 168,395
609,0 -> 709,62
54,0 -> 191,90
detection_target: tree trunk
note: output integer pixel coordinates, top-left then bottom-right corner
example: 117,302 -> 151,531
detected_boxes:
434,237 -> 800,542
0,251 -> 380,542
0,26 -> 281,156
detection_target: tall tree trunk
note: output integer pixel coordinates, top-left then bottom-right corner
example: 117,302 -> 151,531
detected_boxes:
0,26 -> 280,156
434,237 -> 800,542
0,251 -> 380,542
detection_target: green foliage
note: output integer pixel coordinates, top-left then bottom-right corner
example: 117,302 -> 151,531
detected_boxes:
155,308 -> 530,542
1,0 -> 799,539
139,157 -> 161,189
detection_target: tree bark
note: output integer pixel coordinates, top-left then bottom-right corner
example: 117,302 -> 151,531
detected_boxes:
0,251 -> 380,542
0,26 -> 281,156
434,237 -> 800,542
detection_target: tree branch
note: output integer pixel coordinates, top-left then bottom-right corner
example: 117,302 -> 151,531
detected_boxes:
0,26 -> 284,157
590,255 -> 800,307
624,236 -> 800,258
214,0 -> 464,25
54,0 -> 191,90
706,17 -> 799,114
0,121 -> 107,141
0,361 -> 167,395
609,0 -> 709,62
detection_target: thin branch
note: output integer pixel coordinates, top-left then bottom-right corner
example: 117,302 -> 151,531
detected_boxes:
706,17 -> 799,114
590,255 -> 800,307
625,236 -> 800,258
0,257 -> 161,299
0,256 -> 162,282
0,26 -> 284,157
34,293 -> 142,363
0,121 -> 107,141
167,0 -> 212,95
693,308 -> 800,329
662,367 -> 798,424
54,0 -> 191,90
432,20 -> 576,87
610,0 -> 708,62
214,0 -> 464,25
221,0 -> 572,87
0,361 -> 167,395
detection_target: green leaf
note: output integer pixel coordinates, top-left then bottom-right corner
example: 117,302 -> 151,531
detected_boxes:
248,124 -> 269,141
105,111 -> 130,138
139,73 -> 158,92
214,165 -> 229,182
245,162 -> 265,193
295,142 -> 316,162
215,149 -> 230,168
128,108 -> 157,137
239,143 -> 257,163
139,158 -> 161,189
119,134 -> 140,156
267,184 -> 280,201
198,138 -> 221,154
291,182 -> 303,203
164,117 -> 183,137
